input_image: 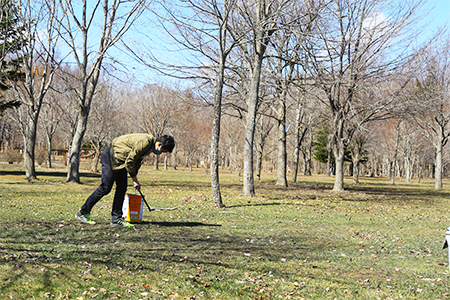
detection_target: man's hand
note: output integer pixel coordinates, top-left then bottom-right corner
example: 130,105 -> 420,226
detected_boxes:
132,176 -> 141,191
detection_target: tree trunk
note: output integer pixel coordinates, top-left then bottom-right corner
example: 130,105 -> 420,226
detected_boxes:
391,123 -> 401,185
242,60 -> 262,196
90,145 -> 101,173
24,115 -> 38,180
90,142 -> 101,172
435,132 -> 443,190
292,141 -> 299,182
276,114 -> 287,186
67,108 -> 89,183
210,59 -> 225,207
66,67 -> 102,182
352,153 -> 360,184
243,106 -> 256,196
302,150 -> 308,175
371,157 -> 376,177
333,142 -> 345,191
154,154 -> 159,170
418,163 -> 422,183
305,130 -> 313,176
92,150 -> 101,173
173,148 -> 178,170
391,160 -> 396,185
405,154 -> 411,183
327,137 -> 333,176
305,145 -> 312,176
46,135 -> 52,168
291,102 -> 305,182
332,115 -> 345,190
292,150 -> 299,182
256,148 -> 263,180
255,117 -> 264,181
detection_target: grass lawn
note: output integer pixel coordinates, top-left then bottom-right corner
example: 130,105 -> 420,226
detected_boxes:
1,162 -> 450,299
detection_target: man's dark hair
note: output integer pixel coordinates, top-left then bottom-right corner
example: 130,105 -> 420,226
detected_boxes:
156,135 -> 175,153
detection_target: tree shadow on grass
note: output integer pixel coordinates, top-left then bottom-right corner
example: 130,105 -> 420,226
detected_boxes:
345,184 -> 450,201
226,202 -> 286,209
0,217 -> 366,300
141,221 -> 222,227
0,170 -> 100,179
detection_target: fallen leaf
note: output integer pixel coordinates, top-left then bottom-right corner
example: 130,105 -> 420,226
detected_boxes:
151,289 -> 164,295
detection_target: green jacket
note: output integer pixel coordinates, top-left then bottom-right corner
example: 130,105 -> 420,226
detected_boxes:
109,133 -> 155,177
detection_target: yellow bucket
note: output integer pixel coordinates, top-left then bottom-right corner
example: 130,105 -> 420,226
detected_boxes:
123,193 -> 144,222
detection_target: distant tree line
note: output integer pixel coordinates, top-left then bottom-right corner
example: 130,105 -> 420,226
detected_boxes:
0,0 -> 448,208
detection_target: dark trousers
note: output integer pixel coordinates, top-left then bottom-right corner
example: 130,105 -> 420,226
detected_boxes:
80,146 -> 128,221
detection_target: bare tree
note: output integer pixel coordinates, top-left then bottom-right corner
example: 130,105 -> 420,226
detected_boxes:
291,94 -> 320,181
225,0 -> 297,196
0,113 -> 21,151
265,0 -> 322,186
129,0 -> 240,206
410,37 -> 450,189
176,105 -> 209,172
39,90 -> 64,168
132,84 -> 181,169
54,67 -> 81,149
221,113 -> 244,174
7,0 -> 60,179
348,127 -> 369,184
309,0 -> 427,190
300,124 -> 315,176
290,45 -> 323,181
135,85 -> 171,135
377,118 -> 403,184
266,32 -> 295,187
85,78 -> 125,172
255,113 -> 274,180
56,0 -> 148,183
206,0 -> 237,207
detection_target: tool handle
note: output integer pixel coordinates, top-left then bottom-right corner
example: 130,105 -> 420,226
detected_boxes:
138,190 -> 153,212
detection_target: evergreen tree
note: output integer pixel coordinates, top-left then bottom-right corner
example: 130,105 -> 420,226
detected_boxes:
0,0 -> 25,115
313,120 -> 332,164
313,120 -> 351,173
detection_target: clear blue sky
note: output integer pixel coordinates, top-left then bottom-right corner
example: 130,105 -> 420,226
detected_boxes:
425,0 -> 449,32
59,0 -> 450,86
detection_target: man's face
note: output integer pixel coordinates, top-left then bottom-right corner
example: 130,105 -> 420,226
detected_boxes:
154,142 -> 170,154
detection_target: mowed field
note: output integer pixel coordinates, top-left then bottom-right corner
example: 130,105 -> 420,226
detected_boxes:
1,161 -> 450,299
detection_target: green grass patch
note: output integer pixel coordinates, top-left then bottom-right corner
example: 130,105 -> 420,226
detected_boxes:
1,163 -> 450,299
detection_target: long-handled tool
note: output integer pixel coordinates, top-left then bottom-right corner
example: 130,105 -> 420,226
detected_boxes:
138,190 -> 177,211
